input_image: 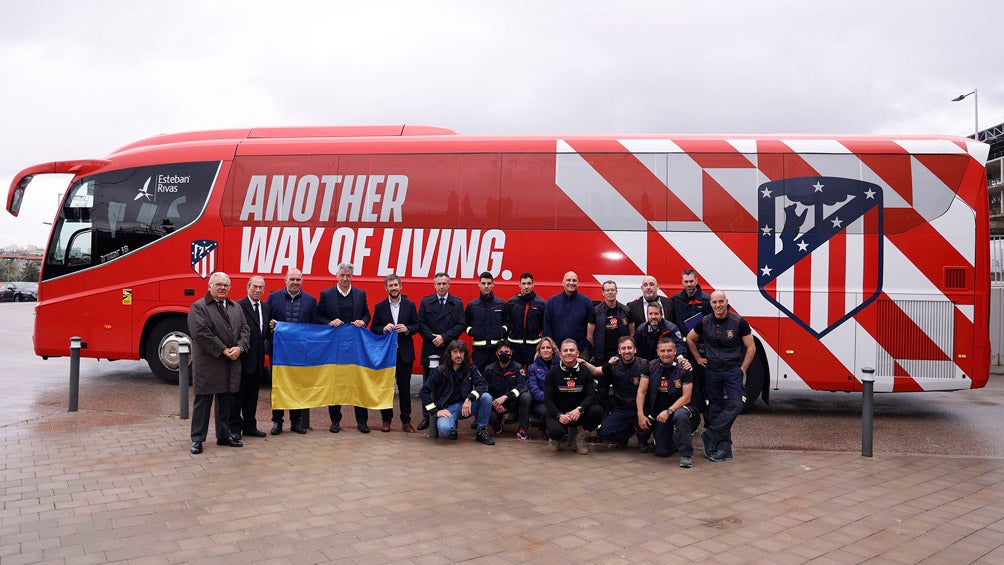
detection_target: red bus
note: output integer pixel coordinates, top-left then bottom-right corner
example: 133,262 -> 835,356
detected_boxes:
6,126 -> 991,403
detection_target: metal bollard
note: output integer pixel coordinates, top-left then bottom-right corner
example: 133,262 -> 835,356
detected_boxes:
178,337 -> 191,419
428,355 -> 440,439
69,336 -> 82,412
861,367 -> 875,457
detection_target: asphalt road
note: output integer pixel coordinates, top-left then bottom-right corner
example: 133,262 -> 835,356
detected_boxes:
2,302 -> 1002,456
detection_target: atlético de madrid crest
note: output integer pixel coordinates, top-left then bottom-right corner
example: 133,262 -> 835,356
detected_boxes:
190,240 -> 218,279
757,177 -> 883,338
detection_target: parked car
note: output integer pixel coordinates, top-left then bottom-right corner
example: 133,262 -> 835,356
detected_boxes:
0,284 -> 36,302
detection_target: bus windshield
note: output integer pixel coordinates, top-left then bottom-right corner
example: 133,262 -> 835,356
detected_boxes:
43,161 -> 220,280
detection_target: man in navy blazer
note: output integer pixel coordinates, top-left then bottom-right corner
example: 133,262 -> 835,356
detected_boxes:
318,263 -> 372,433
234,275 -> 271,438
370,274 -> 420,433
416,272 -> 465,430
265,267 -> 319,435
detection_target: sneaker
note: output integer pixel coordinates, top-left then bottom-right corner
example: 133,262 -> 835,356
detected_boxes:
637,442 -> 652,454
516,428 -> 531,441
707,448 -> 734,462
614,438 -> 629,449
475,429 -> 495,445
700,430 -> 716,459
491,423 -> 503,436
447,429 -> 458,440
680,456 -> 693,468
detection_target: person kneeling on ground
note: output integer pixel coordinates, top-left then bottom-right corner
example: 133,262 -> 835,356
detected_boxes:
637,337 -> 700,468
419,339 -> 495,445
543,339 -> 603,454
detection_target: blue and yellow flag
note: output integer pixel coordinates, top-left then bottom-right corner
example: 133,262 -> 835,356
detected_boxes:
271,323 -> 397,410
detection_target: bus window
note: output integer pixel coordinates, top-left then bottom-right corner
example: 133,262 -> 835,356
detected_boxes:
42,161 -> 219,280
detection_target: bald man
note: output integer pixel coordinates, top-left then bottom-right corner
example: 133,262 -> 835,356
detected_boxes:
627,275 -> 676,329
543,271 -> 595,360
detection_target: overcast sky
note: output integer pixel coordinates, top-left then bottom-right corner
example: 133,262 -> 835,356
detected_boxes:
2,0 -> 1001,248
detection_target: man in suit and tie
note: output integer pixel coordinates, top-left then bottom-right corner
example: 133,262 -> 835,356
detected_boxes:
416,272 -> 465,431
370,273 -> 420,433
318,263 -> 372,433
265,267 -> 318,435
233,275 -> 270,439
188,272 -> 250,454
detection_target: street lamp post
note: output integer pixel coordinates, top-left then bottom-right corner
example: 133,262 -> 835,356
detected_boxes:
952,89 -> 979,141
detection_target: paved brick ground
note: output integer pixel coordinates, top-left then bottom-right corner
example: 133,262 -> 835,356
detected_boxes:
2,403 -> 1003,564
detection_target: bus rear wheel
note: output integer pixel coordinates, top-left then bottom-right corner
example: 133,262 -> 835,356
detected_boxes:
145,317 -> 191,384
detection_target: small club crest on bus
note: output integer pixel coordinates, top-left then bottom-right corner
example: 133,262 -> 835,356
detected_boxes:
190,240 -> 218,279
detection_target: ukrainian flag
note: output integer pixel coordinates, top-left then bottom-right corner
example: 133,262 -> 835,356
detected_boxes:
271,323 -> 397,410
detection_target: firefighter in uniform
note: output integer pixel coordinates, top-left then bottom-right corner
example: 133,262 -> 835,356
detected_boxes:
504,272 -> 546,367
686,290 -> 755,462
465,271 -> 506,371
637,338 -> 701,468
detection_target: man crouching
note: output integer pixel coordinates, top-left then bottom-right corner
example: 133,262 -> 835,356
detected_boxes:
420,340 -> 495,445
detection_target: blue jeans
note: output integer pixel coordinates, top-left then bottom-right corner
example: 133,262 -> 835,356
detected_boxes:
599,407 -> 641,444
704,366 -> 744,453
437,394 -> 493,437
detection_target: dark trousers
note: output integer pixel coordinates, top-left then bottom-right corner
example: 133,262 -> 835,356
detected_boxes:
330,405 -> 368,425
380,360 -> 414,424
705,366 -> 744,453
652,406 -> 700,457
530,400 -> 547,432
192,392 -> 237,442
544,405 -> 603,440
472,347 -> 494,373
511,343 -> 537,367
233,367 -> 264,434
272,408 -> 305,427
599,407 -> 643,444
488,393 -> 531,431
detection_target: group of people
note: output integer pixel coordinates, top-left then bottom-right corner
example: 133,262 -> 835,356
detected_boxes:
186,266 -> 756,469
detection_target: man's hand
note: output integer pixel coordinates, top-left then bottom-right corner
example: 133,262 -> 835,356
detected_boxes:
432,334 -> 444,347
492,395 -> 508,411
696,356 -> 708,368
656,409 -> 671,423
559,409 -> 581,425
395,324 -> 408,334
384,323 -> 396,333
436,408 -> 451,419
352,320 -> 365,328
678,356 -> 693,371
461,398 -> 472,418
637,414 -> 650,430
224,346 -> 241,361
329,319 -> 343,327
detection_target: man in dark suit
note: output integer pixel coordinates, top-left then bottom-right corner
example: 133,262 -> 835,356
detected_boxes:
233,275 -> 270,439
188,272 -> 250,454
318,263 -> 371,433
265,267 -> 319,435
370,273 -> 420,433
416,272 -> 465,431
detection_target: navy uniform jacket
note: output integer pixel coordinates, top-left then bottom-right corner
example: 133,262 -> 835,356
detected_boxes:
370,295 -> 420,364
417,293 -> 465,367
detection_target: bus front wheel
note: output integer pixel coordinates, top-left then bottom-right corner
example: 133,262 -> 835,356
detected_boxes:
145,317 -> 191,384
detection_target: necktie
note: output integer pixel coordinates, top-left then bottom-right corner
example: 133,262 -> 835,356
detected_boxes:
253,302 -> 261,331
440,297 -> 446,307
216,300 -> 229,322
